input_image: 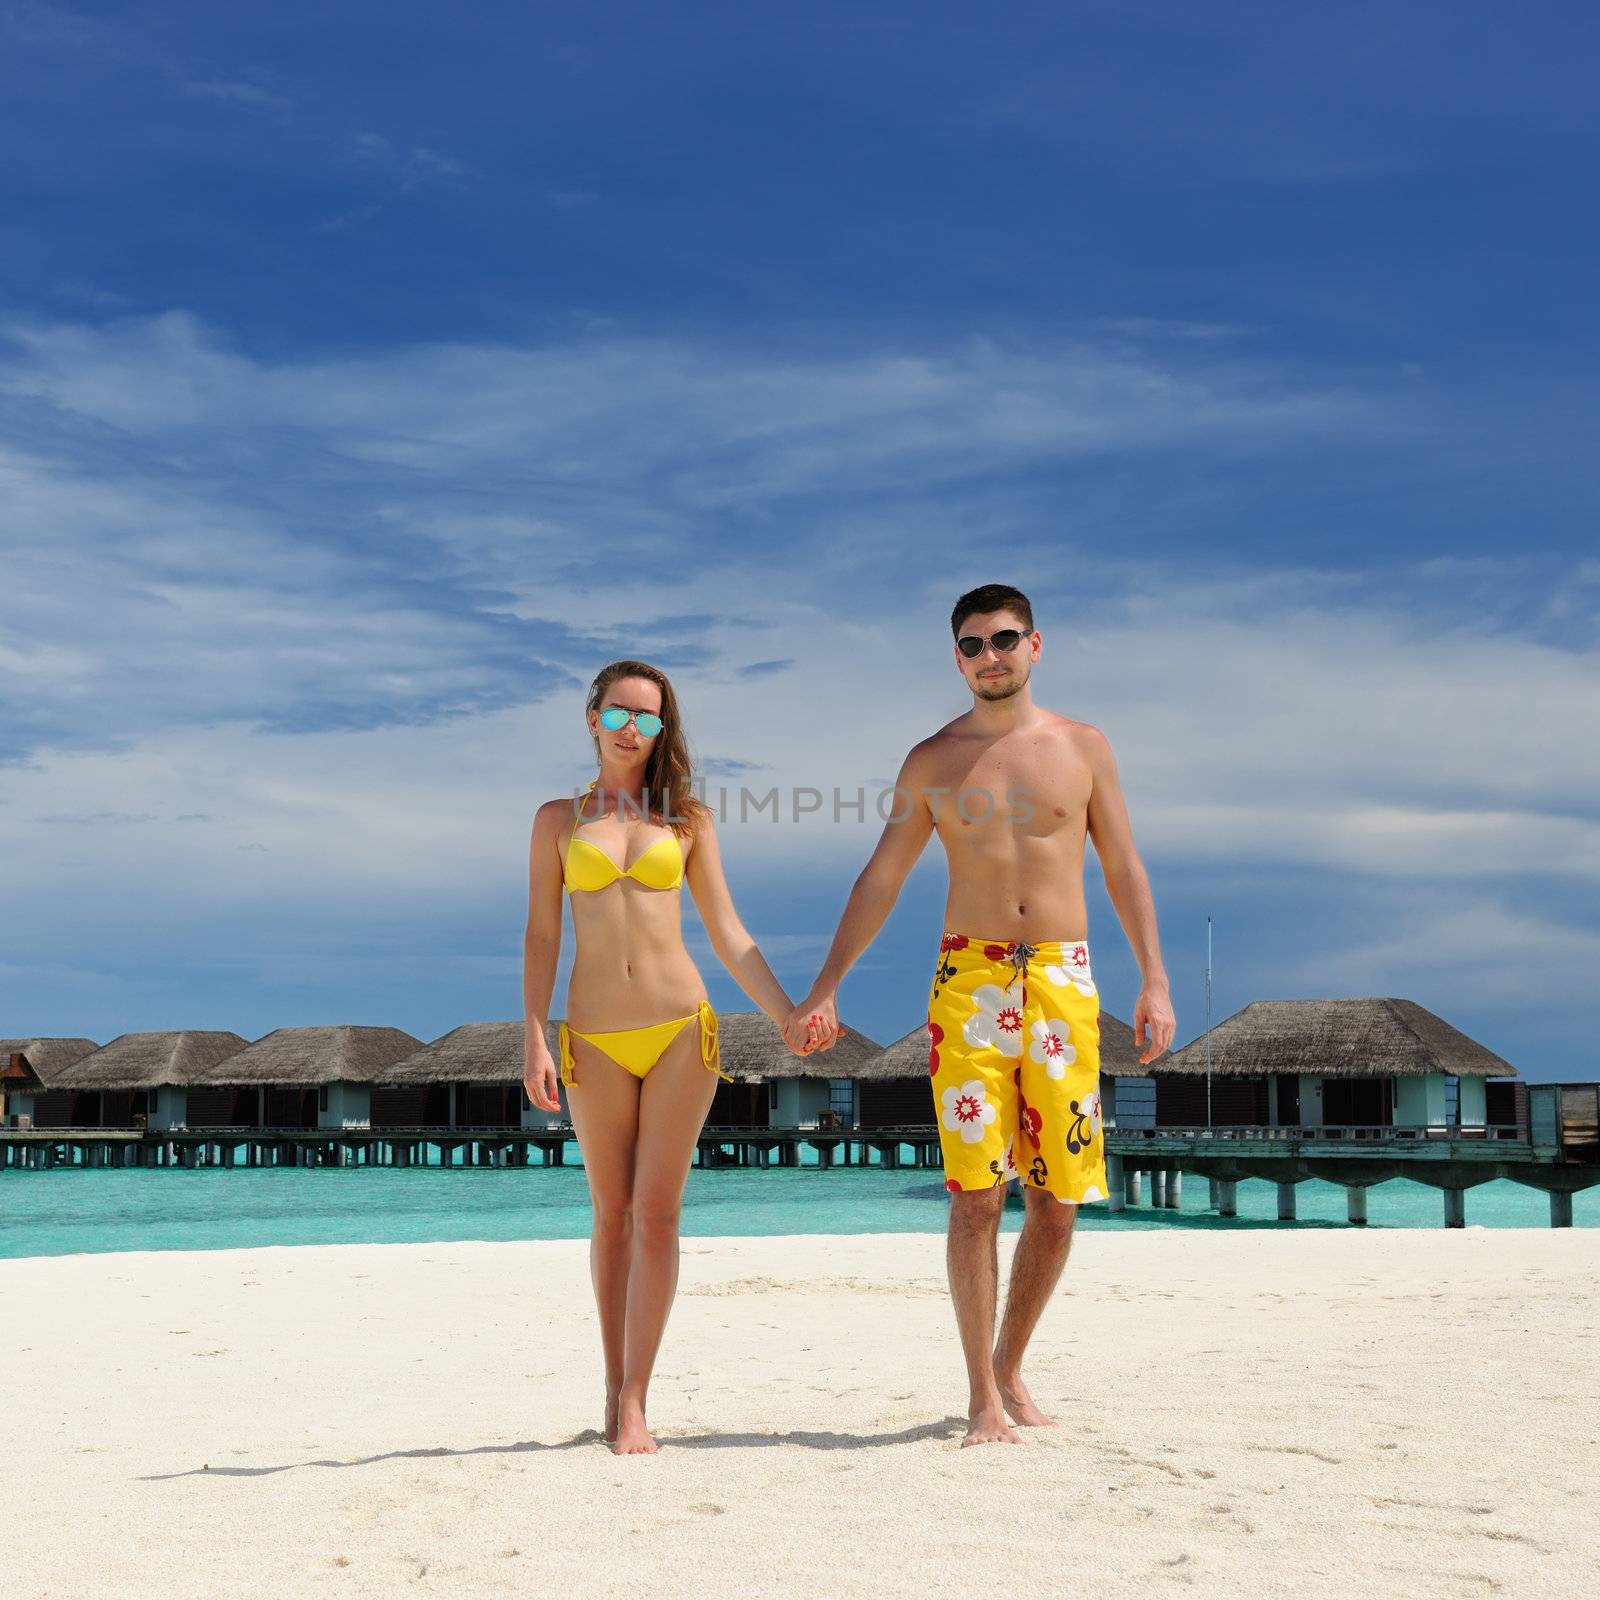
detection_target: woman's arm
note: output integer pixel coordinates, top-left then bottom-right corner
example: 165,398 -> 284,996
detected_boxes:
682,807 -> 797,1028
523,800 -> 567,1112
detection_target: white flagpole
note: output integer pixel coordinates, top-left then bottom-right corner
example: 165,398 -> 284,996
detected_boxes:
1205,915 -> 1214,1130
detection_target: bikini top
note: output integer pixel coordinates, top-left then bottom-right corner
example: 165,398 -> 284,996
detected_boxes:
562,826 -> 685,893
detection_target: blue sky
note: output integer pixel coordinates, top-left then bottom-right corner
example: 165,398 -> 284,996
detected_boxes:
2,2 -> 1597,1078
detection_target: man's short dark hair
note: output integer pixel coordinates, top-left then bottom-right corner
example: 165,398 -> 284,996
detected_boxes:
951,583 -> 1034,639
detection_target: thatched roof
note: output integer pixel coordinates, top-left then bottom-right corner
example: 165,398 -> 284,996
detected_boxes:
1162,999 -> 1518,1079
1,1038 -> 101,1086
50,1032 -> 252,1090
719,1012 -> 883,1081
382,1013 -> 884,1086
192,1026 -> 424,1086
866,1012 -> 1144,1080
385,1023 -> 533,1086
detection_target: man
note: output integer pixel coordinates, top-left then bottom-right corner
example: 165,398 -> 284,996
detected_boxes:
784,582 -> 1175,1447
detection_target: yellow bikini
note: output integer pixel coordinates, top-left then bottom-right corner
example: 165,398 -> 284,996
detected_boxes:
558,819 -> 728,1086
563,829 -> 684,892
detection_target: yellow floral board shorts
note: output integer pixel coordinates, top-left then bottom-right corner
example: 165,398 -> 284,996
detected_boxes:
927,934 -> 1108,1205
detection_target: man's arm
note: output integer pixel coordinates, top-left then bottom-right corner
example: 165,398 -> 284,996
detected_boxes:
1081,726 -> 1176,1064
784,747 -> 936,1051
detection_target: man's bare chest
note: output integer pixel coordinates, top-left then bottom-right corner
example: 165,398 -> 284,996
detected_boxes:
921,745 -> 1093,833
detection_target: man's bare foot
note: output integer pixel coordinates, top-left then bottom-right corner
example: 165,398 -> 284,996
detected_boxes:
996,1372 -> 1058,1428
603,1386 -> 620,1444
963,1406 -> 1022,1447
611,1399 -> 658,1456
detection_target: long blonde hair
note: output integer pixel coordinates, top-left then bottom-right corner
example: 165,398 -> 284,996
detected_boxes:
585,660 -> 707,836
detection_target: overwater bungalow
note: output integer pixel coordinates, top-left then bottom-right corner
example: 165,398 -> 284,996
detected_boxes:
1132,998 -> 1523,1133
380,1022 -> 558,1130
859,1012 -> 1147,1127
42,1032 -> 251,1129
376,1014 -> 886,1133
2,1038 -> 101,1127
713,1013 -> 884,1128
186,1026 -> 425,1129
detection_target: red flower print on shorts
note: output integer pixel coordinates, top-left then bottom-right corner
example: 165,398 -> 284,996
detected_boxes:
945,1178 -> 963,1193
940,934 -> 968,953
983,942 -> 1008,961
927,1020 -> 944,1077
1021,1104 -> 1043,1149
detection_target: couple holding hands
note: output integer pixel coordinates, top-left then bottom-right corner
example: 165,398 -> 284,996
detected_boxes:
522,582 -> 1175,1454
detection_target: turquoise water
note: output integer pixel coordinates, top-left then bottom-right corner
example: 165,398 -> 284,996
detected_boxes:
2,1158 -> 1592,1258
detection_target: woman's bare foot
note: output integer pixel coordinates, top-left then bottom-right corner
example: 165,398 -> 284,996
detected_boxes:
962,1405 -> 1022,1447
611,1398 -> 658,1456
603,1385 -> 620,1444
996,1371 -> 1058,1428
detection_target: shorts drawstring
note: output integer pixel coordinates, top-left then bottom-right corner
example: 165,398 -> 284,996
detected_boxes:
1006,941 -> 1038,988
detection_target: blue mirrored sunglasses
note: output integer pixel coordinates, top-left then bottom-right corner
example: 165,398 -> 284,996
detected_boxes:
599,705 -> 664,738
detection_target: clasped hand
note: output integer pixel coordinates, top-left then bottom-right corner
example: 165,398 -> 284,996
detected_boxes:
781,993 -> 841,1056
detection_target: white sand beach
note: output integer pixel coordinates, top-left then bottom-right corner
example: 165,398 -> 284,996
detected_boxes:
6,1228 -> 1597,1599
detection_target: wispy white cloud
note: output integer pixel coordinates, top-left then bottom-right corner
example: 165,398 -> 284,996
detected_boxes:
1277,890 -> 1600,1011
1,309 -> 1596,1041
1093,317 -> 1253,342
0,306 -> 1403,760
183,78 -> 292,112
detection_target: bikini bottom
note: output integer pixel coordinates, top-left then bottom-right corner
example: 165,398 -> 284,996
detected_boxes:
558,998 -> 729,1086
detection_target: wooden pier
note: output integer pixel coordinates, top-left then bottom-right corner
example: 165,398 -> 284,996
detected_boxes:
2,1118 -> 1595,1227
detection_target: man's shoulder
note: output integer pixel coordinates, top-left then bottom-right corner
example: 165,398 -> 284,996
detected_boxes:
905,715 -> 973,765
1035,708 -> 1111,754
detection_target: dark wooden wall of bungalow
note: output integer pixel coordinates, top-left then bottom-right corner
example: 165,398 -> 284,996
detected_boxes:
264,1087 -> 318,1128
458,1085 -> 522,1126
368,1084 -> 523,1128
1486,1079 -> 1526,1127
183,1087 -> 247,1127
370,1085 -> 448,1127
60,1089 -> 139,1128
1557,1084 -> 1599,1161
1155,1074 -> 1273,1126
21,1089 -> 72,1126
859,1078 -> 934,1128
707,1079 -> 766,1127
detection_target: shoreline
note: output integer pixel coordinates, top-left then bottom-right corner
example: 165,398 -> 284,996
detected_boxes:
6,1167 -> 1592,1263
8,1229 -> 1597,1597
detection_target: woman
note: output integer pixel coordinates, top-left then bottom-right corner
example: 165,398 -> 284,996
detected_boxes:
523,659 -> 813,1455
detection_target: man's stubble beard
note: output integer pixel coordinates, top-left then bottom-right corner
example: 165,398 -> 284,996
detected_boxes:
973,668 -> 1028,703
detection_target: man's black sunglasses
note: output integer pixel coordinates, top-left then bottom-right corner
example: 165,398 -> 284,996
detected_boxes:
956,628 -> 1032,659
